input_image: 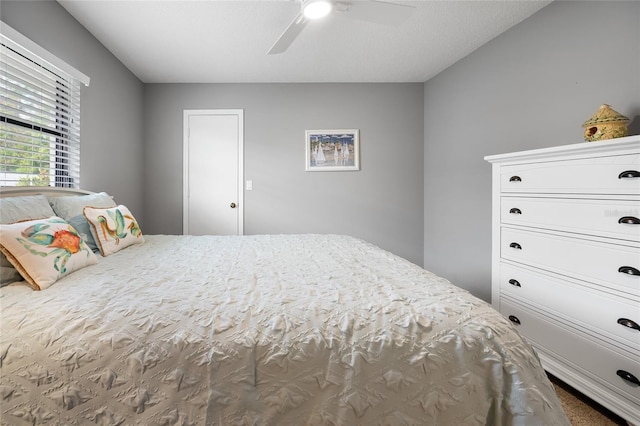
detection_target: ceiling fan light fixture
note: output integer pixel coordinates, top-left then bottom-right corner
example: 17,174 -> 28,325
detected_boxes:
303,0 -> 333,20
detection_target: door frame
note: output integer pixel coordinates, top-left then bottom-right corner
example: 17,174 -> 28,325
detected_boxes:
183,109 -> 244,235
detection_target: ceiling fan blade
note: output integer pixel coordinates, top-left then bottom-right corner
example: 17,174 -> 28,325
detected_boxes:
345,1 -> 415,26
268,12 -> 308,55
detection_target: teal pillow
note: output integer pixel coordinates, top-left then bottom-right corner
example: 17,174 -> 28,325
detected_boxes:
67,214 -> 100,253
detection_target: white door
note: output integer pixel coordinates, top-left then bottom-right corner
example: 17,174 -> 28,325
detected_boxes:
183,109 -> 243,235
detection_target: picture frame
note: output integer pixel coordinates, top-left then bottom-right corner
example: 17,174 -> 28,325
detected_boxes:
305,129 -> 360,171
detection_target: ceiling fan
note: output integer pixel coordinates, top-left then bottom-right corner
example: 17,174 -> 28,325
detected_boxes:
267,0 -> 416,55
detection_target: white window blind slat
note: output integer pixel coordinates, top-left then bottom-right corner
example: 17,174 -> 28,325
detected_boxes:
2,59 -> 79,123
1,23 -> 87,188
1,135 -> 59,152
2,48 -> 68,88
1,79 -> 69,114
0,137 -> 79,157
1,102 -> 77,131
0,22 -> 90,86
1,72 -> 64,106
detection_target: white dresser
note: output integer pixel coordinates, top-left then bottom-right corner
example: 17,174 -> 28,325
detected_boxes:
485,135 -> 640,424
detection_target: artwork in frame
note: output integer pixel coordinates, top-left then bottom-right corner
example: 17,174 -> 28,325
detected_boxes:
305,129 -> 360,171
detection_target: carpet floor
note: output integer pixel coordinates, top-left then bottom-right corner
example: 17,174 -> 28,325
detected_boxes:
549,374 -> 629,425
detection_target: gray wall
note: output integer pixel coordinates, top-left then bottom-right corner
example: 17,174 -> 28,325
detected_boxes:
1,1 -> 145,218
144,83 -> 425,265
423,0 -> 640,301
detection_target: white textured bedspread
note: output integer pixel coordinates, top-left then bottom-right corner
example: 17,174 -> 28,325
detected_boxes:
1,234 -> 568,425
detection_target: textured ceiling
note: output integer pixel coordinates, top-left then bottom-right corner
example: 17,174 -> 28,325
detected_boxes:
57,0 -> 552,83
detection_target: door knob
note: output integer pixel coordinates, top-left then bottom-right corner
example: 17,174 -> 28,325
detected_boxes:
230,202 -> 237,208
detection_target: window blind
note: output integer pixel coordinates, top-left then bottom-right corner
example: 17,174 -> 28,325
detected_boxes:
0,23 -> 88,188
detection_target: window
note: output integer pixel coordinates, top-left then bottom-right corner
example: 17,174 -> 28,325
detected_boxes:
0,22 -> 89,188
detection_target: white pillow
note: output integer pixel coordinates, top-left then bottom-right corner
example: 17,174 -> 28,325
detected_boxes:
0,217 -> 98,290
84,205 -> 144,256
0,194 -> 57,285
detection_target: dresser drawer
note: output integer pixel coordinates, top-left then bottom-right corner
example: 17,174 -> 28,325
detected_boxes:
501,197 -> 640,242
500,262 -> 640,351
500,153 -> 640,194
501,227 -> 640,294
500,299 -> 640,406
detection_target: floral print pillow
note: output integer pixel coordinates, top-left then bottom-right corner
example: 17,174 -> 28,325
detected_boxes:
0,217 -> 98,290
83,205 -> 144,256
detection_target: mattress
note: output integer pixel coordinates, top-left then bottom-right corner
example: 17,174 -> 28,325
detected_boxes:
0,234 -> 569,425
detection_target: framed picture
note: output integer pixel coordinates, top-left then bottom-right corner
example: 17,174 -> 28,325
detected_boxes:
305,129 -> 360,171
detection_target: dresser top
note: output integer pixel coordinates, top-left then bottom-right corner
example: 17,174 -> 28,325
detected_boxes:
485,134 -> 640,164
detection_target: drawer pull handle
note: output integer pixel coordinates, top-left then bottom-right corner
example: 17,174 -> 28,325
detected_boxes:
508,279 -> 521,287
508,315 -> 521,325
509,176 -> 522,182
618,266 -> 640,276
616,370 -> 640,386
618,216 -> 640,225
617,318 -> 640,331
509,208 -> 522,215
618,170 -> 640,179
509,242 -> 522,250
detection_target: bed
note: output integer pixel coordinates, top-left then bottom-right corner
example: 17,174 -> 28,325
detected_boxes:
0,188 -> 569,425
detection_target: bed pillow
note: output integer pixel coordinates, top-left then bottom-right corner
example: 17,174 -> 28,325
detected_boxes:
49,192 -> 116,253
84,205 -> 144,256
48,192 -> 115,220
0,194 -> 57,285
67,214 -> 100,253
0,216 -> 98,290
1,262 -> 23,286
1,249 -> 23,287
0,194 -> 56,224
